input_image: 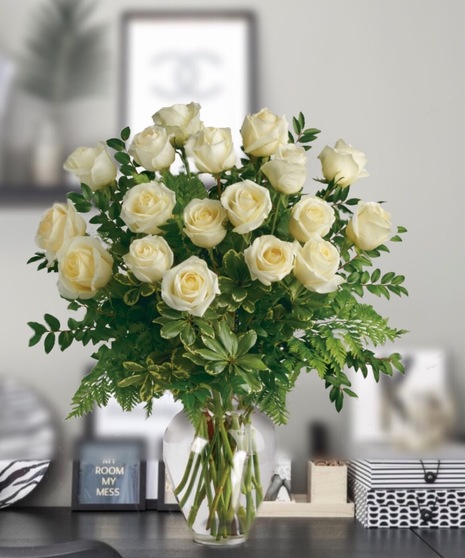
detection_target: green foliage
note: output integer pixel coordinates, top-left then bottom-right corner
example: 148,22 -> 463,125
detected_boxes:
288,111 -> 321,150
28,108 -> 409,421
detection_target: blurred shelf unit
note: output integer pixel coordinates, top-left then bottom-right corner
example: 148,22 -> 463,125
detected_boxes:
0,184 -> 71,206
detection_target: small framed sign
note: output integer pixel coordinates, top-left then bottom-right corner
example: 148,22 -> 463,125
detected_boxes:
72,438 -> 146,511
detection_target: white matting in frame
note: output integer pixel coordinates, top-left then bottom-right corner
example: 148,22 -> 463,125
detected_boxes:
90,393 -> 183,502
120,11 -> 256,151
349,347 -> 455,449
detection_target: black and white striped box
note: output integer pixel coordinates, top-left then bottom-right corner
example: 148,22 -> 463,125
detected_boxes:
349,453 -> 465,528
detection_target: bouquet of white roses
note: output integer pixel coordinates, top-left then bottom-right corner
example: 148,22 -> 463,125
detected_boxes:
28,102 -> 407,542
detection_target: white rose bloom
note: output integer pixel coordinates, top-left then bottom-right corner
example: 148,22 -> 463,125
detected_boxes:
244,235 -> 295,286
240,108 -> 288,157
183,198 -> 227,248
35,201 -> 86,263
261,144 -> 307,194
294,238 -> 344,294
120,181 -> 176,234
220,180 -> 272,234
123,236 -> 174,283
161,256 -> 220,317
152,102 -> 204,147
318,139 -> 369,188
57,236 -> 113,300
63,143 -> 117,191
129,125 -> 175,171
289,196 -> 335,242
346,201 -> 392,251
185,127 -> 236,174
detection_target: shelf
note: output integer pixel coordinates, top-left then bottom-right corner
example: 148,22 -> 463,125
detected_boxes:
0,185 -> 72,206
258,494 -> 354,518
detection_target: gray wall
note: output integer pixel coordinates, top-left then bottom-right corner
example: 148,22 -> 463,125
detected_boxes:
0,0 -> 464,505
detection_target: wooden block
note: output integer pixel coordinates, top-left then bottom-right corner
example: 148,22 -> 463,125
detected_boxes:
258,494 -> 354,517
308,461 -> 347,504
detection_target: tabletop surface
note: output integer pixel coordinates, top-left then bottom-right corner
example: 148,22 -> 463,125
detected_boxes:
0,507 -> 462,558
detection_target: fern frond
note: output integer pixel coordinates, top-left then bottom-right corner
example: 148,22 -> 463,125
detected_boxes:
67,365 -> 111,418
256,386 -> 289,425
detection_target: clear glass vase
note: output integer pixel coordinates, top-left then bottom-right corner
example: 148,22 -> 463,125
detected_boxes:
163,397 -> 276,546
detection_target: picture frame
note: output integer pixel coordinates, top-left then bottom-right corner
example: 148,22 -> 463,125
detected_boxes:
86,392 -> 183,507
120,10 -> 257,148
71,438 -> 146,511
350,348 -> 452,448
157,461 -> 180,512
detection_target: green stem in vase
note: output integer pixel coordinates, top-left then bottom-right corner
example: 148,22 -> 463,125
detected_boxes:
174,449 -> 199,497
190,421 -> 220,529
219,419 -> 235,464
178,447 -> 203,510
207,461 -> 231,530
251,428 -> 263,507
183,417 -> 217,521
244,450 -> 255,532
187,484 -> 206,527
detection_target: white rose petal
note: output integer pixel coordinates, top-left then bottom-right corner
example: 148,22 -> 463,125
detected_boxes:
123,236 -> 174,283
183,198 -> 227,248
129,125 -> 175,171
318,139 -> 369,188
240,108 -> 289,157
152,102 -> 204,147
294,238 -> 344,293
261,144 -> 307,194
346,201 -> 392,251
35,201 -> 86,263
334,139 -> 368,173
289,196 -> 335,242
57,236 -> 113,300
185,127 -> 236,174
244,235 -> 295,286
120,181 -> 176,234
161,256 -> 220,317
221,180 -> 272,234
63,143 -> 117,191
275,144 -> 307,165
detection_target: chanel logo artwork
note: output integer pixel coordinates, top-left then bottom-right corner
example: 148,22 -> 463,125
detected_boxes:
150,51 -> 223,99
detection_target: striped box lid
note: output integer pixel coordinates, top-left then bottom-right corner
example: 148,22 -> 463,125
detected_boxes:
348,443 -> 465,490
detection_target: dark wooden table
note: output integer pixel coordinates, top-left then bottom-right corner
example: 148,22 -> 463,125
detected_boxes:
0,507 -> 461,557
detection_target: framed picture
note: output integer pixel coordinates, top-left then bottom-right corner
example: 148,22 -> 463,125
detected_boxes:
72,438 -> 146,511
157,461 -> 179,511
120,10 -> 257,151
87,392 -> 183,507
350,348 -> 454,450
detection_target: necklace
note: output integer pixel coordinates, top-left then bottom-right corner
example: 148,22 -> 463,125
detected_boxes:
420,459 -> 441,484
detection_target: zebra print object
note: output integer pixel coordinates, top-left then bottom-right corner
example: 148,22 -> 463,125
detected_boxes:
0,376 -> 55,460
0,460 -> 50,509
0,376 -> 55,507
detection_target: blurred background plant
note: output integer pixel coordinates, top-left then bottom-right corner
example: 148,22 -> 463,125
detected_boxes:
3,0 -> 109,185
16,0 -> 108,104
